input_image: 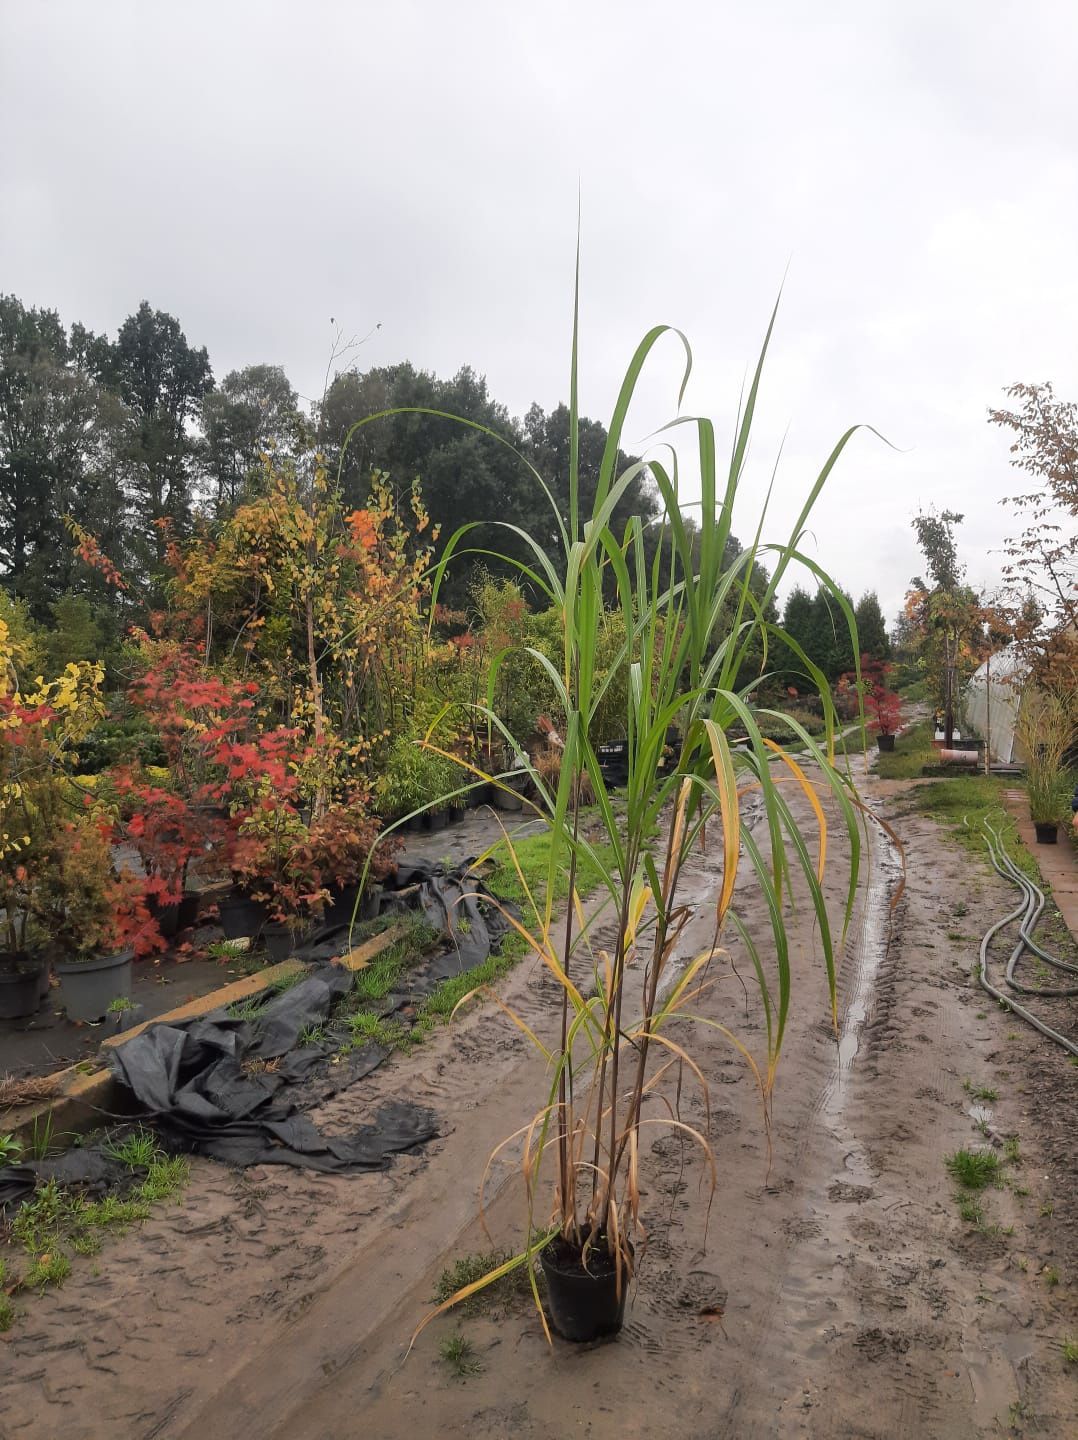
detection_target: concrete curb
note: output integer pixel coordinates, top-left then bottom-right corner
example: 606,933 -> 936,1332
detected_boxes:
2,924 -> 405,1144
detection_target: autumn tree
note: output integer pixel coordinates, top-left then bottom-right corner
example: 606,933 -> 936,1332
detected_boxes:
988,382 -> 1078,702
907,509 -> 988,745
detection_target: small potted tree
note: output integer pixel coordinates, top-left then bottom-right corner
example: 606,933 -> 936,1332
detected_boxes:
42,822 -> 165,1022
377,736 -> 465,830
232,799 -> 317,960
111,769 -> 209,938
410,304 -> 867,1349
291,797 -> 398,932
841,656 -> 902,752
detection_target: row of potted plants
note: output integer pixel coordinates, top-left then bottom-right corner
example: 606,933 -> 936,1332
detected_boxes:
0,631 -> 411,1020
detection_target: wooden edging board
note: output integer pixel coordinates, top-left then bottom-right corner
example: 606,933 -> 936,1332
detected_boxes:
2,923 -> 406,1143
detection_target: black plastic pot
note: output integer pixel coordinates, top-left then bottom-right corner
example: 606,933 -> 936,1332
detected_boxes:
150,896 -> 181,939
218,891 -> 268,940
54,947 -> 133,1023
1034,821 -> 1059,845
0,952 -> 45,1020
321,882 -> 380,930
405,813 -> 426,833
427,808 -> 448,832
541,1236 -> 633,1343
876,734 -> 896,753
177,890 -> 201,929
262,920 -> 312,962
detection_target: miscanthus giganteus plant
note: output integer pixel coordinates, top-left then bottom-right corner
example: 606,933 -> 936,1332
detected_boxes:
350,269 -> 877,1345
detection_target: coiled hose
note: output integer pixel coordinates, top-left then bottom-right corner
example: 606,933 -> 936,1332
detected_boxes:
974,814 -> 1078,1057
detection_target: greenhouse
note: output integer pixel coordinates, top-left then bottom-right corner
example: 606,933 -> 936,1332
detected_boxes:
963,646 -> 1029,764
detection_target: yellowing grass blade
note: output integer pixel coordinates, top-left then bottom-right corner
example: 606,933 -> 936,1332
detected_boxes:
703,720 -> 740,925
762,737 -> 827,882
625,876 -> 653,948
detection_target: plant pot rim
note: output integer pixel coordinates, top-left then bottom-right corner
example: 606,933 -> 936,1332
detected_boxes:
0,948 -> 45,971
541,1233 -> 635,1276
54,947 -> 135,975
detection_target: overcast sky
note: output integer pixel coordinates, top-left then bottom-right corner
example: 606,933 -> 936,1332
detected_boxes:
3,1 -> 1076,623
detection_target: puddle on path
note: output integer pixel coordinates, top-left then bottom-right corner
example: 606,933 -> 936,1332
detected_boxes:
822,799 -> 904,1126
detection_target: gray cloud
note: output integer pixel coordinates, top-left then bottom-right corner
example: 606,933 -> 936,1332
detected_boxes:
3,0 -> 1075,620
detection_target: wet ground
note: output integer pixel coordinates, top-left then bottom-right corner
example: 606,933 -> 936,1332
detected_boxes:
0,808 -> 544,1083
1,762 -> 1076,1439
0,940 -> 261,1081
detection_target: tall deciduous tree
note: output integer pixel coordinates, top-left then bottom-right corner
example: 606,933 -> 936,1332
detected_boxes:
988,382 -> 1077,632
318,363 -> 655,599
90,302 -> 213,566
0,295 -> 131,617
988,383 -> 1078,701
202,364 -> 301,510
908,508 -> 987,745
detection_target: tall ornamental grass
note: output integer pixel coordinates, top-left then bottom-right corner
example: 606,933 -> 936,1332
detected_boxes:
349,274 -> 874,1343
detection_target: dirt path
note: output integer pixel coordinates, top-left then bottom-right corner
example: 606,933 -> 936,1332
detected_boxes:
2,768 -> 1075,1439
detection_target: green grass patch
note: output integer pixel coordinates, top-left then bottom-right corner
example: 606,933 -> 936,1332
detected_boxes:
432,1248 -> 533,1313
893,770 -> 1041,881
946,1148 -> 1001,1190
482,829 -> 613,910
342,1010 -> 411,1052
957,1194 -> 985,1226
104,1128 -> 158,1170
439,1331 -> 482,1378
345,915 -> 443,1009
2,1139 -> 190,1328
896,677 -> 930,703
874,719 -> 937,780
24,1251 -> 71,1291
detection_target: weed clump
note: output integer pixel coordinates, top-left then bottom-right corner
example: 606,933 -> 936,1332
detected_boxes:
945,1148 -> 1001,1190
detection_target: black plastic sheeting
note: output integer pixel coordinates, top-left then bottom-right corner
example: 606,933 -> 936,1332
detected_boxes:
99,858 -> 512,1175
0,1149 -> 134,1211
1,860 -> 514,1209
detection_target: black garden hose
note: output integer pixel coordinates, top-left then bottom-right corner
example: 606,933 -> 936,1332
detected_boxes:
973,814 -> 1078,1058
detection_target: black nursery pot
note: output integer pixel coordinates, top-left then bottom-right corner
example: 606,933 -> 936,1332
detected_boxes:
875,733 -> 896,753
177,890 -> 201,930
218,890 -> 268,940
540,1236 -> 633,1343
1033,821 -> 1059,845
0,952 -> 44,1021
148,894 -> 181,939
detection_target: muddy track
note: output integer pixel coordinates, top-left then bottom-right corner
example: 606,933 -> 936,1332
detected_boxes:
1,771 -> 1075,1440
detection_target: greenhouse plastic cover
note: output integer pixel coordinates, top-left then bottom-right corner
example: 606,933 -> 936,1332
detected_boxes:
963,647 -> 1028,764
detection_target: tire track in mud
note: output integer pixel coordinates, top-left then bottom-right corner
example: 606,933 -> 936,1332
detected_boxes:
709,787 -> 904,1436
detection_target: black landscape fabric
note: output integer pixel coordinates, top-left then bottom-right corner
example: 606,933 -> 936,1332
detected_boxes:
107,965 -> 437,1170
105,860 -> 512,1174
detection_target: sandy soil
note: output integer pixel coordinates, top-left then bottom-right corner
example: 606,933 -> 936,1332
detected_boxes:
1,767 -> 1076,1440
